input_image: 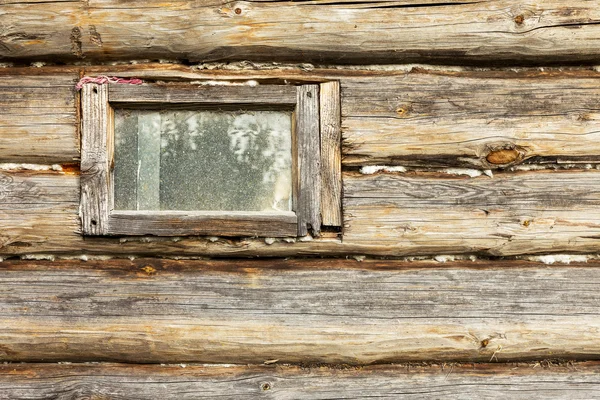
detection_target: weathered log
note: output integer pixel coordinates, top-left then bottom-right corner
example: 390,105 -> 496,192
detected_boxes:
342,70 -> 600,168
5,67 -> 600,169
0,362 -> 599,399
344,169 -> 600,256
2,1 -> 600,64
0,258 -> 599,363
5,169 -> 600,256
0,74 -> 78,163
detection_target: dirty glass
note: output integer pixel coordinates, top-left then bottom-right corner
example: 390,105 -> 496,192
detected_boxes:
113,109 -> 293,212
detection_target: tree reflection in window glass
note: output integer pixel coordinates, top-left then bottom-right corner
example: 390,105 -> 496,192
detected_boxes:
113,109 -> 293,212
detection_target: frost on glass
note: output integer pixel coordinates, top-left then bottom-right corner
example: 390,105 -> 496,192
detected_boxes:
113,109 -> 293,212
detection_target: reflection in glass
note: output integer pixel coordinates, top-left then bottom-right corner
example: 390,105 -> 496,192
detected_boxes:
114,109 -> 293,212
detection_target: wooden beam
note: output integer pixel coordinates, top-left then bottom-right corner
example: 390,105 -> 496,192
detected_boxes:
343,169 -> 600,256
296,84 -> 321,236
2,1 -> 600,64
1,362 -> 599,399
80,83 -> 110,235
0,74 -> 78,163
342,70 -> 600,168
7,67 -> 600,168
7,168 -> 600,256
319,81 -> 342,227
0,258 -> 600,363
107,211 -> 298,237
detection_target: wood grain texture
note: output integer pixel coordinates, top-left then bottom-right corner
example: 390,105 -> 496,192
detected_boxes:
342,70 -> 600,168
2,1 -> 600,64
8,169 -> 600,256
1,362 -> 599,399
344,169 -> 600,256
80,83 -> 110,235
319,81 -> 342,227
0,258 -> 600,363
109,84 -> 298,106
296,85 -> 321,236
0,74 -> 78,163
107,211 -> 298,237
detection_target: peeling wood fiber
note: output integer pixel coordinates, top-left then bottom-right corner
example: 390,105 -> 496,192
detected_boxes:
1,362 -> 600,399
2,1 -> 600,64
0,258 -> 600,363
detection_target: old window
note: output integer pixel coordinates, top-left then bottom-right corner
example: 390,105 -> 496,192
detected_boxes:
80,81 -> 341,237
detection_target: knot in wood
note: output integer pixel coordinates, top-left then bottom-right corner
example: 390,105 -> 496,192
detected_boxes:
486,148 -> 520,165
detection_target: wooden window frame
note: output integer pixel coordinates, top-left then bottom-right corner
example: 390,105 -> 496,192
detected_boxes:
80,81 -> 341,237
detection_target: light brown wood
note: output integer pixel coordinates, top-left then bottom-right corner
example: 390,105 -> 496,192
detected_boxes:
0,258 -> 599,363
8,169 -> 600,256
296,84 -> 321,236
107,211 -> 298,237
109,84 -> 298,106
344,169 -> 600,256
3,1 -> 600,64
319,81 -> 342,227
342,70 -> 600,168
1,362 -> 599,399
7,67 -> 600,168
0,74 -> 78,163
80,83 -> 110,235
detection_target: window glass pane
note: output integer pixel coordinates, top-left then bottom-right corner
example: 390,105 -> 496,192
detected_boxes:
114,109 -> 293,212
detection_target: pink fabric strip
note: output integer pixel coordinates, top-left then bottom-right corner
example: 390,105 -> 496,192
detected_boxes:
76,76 -> 143,90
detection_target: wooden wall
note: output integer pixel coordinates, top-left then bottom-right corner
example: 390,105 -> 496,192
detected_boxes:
2,0 -> 600,397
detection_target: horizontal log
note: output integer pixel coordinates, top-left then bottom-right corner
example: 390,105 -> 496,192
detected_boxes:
2,1 -> 600,64
7,169 -> 600,256
344,169 -> 600,256
1,362 -> 599,399
0,74 -> 78,163
7,67 -> 600,168
0,258 -> 600,364
342,70 -> 600,168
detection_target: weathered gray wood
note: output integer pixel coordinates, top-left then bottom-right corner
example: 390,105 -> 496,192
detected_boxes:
0,74 -> 78,163
108,211 -> 298,237
342,70 -> 600,168
319,81 -> 342,227
1,362 -> 599,399
8,169 -> 600,256
8,67 -> 600,168
296,85 -> 321,236
109,84 -> 298,106
344,169 -> 600,256
3,1 -> 600,64
0,258 -> 600,363
80,83 -> 111,235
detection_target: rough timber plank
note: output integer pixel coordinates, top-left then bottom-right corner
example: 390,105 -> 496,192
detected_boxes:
3,1 -> 600,64
1,362 -> 600,399
342,70 -> 600,168
1,258 -> 600,363
0,74 -> 78,163
80,83 -> 110,235
320,81 -> 342,227
344,169 -> 600,256
296,84 -> 321,236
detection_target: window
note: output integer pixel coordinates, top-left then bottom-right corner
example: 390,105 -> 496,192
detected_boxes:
80,81 -> 341,237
